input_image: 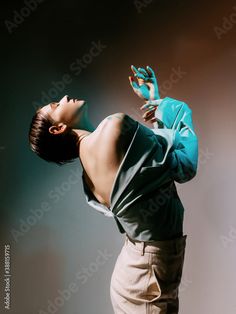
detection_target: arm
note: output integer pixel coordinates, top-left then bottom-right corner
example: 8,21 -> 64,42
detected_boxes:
129,65 -> 198,183
150,97 -> 199,183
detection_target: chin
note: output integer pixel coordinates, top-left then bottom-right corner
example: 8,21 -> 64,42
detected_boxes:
77,100 -> 86,107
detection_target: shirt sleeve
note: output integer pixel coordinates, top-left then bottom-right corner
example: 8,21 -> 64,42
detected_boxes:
150,97 -> 199,183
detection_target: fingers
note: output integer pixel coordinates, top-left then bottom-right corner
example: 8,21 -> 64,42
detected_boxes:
131,65 -> 156,84
140,103 -> 158,110
142,108 -> 156,121
131,65 -> 146,80
135,72 -> 146,80
138,67 -> 149,77
129,65 -> 145,91
146,66 -> 155,77
129,65 -> 157,100
131,65 -> 139,75
128,76 -> 139,90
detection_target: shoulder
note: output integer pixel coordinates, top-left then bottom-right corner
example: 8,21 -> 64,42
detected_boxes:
105,112 -> 127,122
103,113 -> 138,136
105,112 -> 137,127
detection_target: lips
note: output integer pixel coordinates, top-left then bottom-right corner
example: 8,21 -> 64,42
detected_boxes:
65,95 -> 76,102
72,98 -> 79,103
68,97 -> 85,104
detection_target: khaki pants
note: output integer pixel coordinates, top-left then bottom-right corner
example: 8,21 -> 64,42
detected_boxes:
110,233 -> 187,314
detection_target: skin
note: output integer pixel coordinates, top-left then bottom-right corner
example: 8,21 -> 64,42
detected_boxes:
38,95 -> 136,207
129,65 -> 160,123
37,66 -> 160,207
38,95 -> 95,143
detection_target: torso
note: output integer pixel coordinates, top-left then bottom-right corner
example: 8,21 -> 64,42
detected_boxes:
79,113 -> 137,208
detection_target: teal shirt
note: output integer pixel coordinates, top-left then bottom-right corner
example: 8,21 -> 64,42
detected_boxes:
81,97 -> 199,241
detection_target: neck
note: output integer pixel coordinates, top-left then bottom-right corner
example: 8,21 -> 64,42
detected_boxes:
73,114 -> 95,145
79,119 -> 95,132
76,109 -> 95,132
73,129 -> 91,144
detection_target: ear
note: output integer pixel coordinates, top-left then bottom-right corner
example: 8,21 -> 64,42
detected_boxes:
49,123 -> 67,135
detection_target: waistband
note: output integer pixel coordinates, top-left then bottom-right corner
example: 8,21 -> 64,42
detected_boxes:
125,233 -> 187,255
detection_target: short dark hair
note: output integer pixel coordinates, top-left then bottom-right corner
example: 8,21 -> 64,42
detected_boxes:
28,111 -> 79,166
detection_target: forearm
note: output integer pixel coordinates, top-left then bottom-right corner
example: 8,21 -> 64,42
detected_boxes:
150,97 -> 199,183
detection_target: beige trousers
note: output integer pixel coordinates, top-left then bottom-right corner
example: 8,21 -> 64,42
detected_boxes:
110,233 -> 187,314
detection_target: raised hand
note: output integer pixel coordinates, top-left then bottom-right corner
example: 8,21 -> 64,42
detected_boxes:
129,65 -> 160,101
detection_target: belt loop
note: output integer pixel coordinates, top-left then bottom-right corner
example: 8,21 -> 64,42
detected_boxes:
141,241 -> 145,256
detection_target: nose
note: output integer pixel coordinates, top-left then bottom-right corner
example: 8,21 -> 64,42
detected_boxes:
60,95 -> 70,103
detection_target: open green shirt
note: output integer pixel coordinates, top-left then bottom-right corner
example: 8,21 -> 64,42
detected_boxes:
81,97 -> 199,241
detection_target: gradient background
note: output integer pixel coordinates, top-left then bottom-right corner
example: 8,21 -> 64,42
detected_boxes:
1,0 -> 236,313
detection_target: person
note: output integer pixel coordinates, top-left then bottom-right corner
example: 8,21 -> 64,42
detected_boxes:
28,65 -> 198,313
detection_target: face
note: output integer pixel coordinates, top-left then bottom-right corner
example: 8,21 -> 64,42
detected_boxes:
38,95 -> 87,134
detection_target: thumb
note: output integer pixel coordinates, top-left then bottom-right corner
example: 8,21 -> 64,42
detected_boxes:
129,76 -> 139,92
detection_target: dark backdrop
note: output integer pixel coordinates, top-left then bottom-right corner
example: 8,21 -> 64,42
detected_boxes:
1,1 -> 236,313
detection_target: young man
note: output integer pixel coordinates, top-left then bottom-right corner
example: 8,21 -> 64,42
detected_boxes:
29,66 -> 198,313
